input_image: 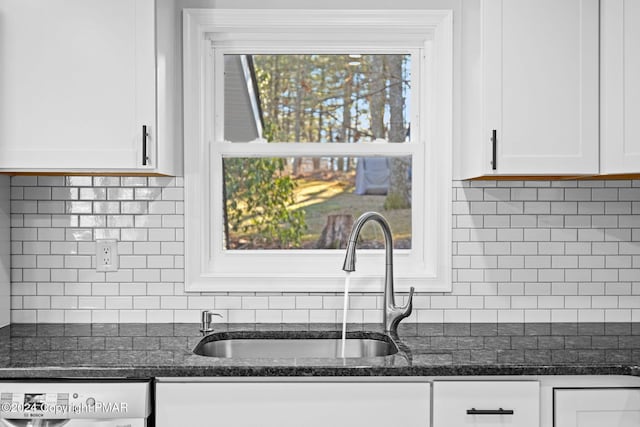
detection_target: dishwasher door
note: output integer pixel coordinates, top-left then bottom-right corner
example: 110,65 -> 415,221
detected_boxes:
1,419 -> 146,426
0,380 -> 151,427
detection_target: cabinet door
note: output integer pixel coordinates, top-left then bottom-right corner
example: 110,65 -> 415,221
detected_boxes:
0,0 -> 155,172
483,0 -> 599,175
601,0 -> 640,174
554,388 -> 640,426
0,176 -> 8,327
155,380 -> 430,427
433,380 -> 540,427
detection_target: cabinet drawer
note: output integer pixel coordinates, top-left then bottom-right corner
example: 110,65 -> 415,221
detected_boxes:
156,380 -> 431,427
433,381 -> 539,427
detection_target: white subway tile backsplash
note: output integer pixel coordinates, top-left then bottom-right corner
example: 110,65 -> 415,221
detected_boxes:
417,309 -> 443,323
578,309 -> 604,322
37,310 -> 64,323
64,282 -> 92,296
525,309 -> 551,323
228,309 -> 256,323
50,296 -> 78,309
64,256 -> 91,269
468,282 -> 503,295
66,229 -> 92,241
431,296 -> 457,309
119,283 -> 147,296
8,177 -> 640,323
64,309 -> 91,323
511,296 -> 537,309
91,283 -> 119,296
256,309 -> 283,323
121,201 -> 148,214
23,269 -> 50,282
552,282 -> 578,295
105,296 -> 133,310
23,296 -> 51,309
146,309 -> 174,323
497,309 -> 524,323
511,188 -> 537,200
133,296 -> 160,310
146,282 -> 174,295
149,229 -> 175,242
484,296 -> 510,309
161,188 -> 183,200
550,309 -> 578,322
564,242 -> 590,255
121,177 -> 147,187
215,296 -> 242,309
160,296 -> 188,310
134,188 -> 162,200
604,309 -> 632,322
78,296 -> 105,310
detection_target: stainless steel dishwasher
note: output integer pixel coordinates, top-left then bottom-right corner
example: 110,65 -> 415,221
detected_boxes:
0,380 -> 151,426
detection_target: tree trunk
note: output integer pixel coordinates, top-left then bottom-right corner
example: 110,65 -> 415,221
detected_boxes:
385,55 -> 411,209
313,104 -> 323,170
370,56 -> 386,139
338,70 -> 353,172
293,56 -> 304,175
315,214 -> 354,249
271,55 -> 280,138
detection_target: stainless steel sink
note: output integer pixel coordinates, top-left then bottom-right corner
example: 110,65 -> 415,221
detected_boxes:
193,332 -> 398,359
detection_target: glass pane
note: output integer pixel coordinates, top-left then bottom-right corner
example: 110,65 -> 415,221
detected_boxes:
222,156 -> 412,250
224,54 -> 412,143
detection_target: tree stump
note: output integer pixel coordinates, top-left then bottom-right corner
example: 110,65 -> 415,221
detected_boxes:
315,214 -> 354,249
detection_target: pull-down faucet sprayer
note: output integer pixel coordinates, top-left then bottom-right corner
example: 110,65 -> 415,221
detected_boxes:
342,212 -> 414,334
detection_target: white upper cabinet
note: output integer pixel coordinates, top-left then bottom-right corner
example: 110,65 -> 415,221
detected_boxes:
601,0 -> 640,175
0,0 -> 180,175
460,0 -> 600,178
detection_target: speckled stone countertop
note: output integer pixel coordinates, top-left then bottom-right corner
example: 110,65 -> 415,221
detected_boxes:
1,323 -> 639,378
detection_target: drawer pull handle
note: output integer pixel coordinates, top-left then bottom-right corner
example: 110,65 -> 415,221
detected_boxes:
467,408 -> 514,415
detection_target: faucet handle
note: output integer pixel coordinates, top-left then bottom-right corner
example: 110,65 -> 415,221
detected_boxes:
401,286 -> 415,313
200,310 -> 223,335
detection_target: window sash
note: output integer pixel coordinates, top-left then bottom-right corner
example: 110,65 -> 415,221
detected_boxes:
213,47 -> 423,145
212,48 -> 423,259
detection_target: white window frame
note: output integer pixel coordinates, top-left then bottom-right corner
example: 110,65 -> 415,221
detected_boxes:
183,9 -> 452,293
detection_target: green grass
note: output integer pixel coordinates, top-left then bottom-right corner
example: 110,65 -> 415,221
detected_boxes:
294,179 -> 411,247
227,174 -> 411,249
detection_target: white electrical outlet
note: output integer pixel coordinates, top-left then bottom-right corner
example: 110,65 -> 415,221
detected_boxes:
96,239 -> 118,272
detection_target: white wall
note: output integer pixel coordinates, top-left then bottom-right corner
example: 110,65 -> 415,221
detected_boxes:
8,176 -> 640,324
0,175 -> 10,327
5,1 -> 640,324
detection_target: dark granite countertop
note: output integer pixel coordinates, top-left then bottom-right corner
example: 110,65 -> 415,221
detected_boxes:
1,323 -> 640,378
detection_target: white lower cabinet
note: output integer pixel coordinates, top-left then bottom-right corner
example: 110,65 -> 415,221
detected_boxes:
432,380 -> 540,427
554,388 -> 640,427
155,379 -> 430,427
155,377 -> 640,427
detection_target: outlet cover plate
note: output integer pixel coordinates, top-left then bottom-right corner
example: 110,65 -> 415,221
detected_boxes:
96,239 -> 118,272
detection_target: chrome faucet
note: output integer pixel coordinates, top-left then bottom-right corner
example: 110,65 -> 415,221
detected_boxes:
200,310 -> 223,335
342,211 -> 415,334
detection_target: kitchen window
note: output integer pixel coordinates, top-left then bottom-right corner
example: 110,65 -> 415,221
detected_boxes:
183,9 -> 452,292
